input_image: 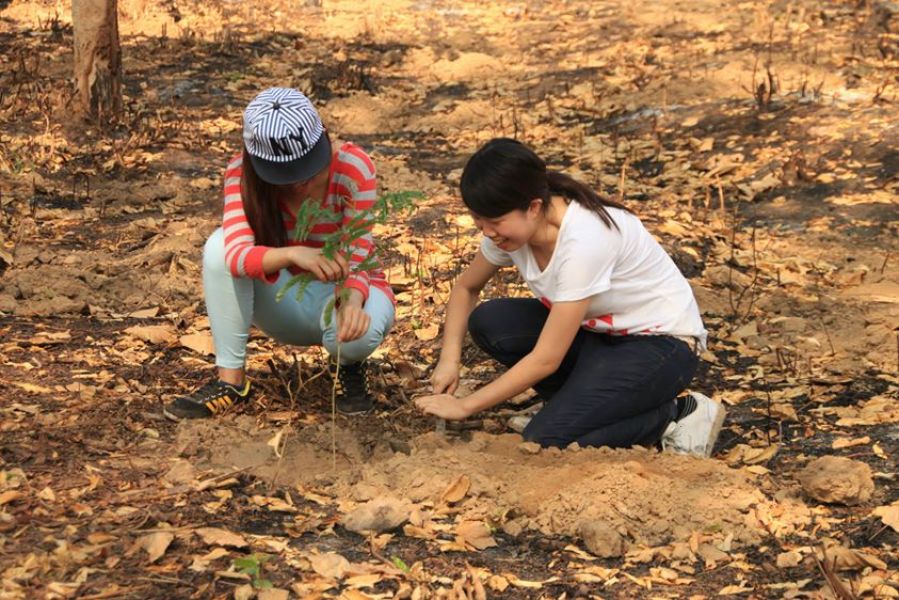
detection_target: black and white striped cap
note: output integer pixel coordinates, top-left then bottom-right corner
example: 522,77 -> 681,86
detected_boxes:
242,88 -> 332,185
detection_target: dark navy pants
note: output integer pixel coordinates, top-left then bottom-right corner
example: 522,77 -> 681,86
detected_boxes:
468,298 -> 699,449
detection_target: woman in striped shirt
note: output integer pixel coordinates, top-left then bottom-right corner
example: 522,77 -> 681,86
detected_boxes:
164,88 -> 395,420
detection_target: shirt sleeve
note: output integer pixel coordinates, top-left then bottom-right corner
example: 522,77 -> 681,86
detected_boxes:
479,235 -> 514,267
332,144 -> 377,303
552,230 -> 618,302
221,155 -> 278,283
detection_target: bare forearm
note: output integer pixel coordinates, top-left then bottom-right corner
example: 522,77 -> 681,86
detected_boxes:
462,353 -> 557,414
439,285 -> 479,364
260,247 -> 292,274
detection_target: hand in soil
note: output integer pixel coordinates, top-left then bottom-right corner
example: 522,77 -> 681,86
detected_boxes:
430,359 -> 460,394
415,393 -> 473,420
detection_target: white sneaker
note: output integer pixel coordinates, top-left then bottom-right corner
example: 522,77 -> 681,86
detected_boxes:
661,392 -> 726,458
507,415 -> 532,434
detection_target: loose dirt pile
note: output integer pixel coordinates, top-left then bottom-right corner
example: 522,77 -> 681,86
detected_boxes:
175,419 -> 805,552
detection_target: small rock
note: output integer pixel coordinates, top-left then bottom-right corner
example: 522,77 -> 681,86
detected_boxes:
162,459 -> 197,485
771,316 -> 807,332
518,442 -> 541,455
502,517 -> 528,537
798,456 -> 874,506
579,520 -> 627,558
341,496 -> 409,534
351,483 -> 381,502
233,584 -> 255,600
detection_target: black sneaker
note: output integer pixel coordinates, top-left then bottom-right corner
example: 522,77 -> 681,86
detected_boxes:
329,359 -> 373,415
163,379 -> 252,421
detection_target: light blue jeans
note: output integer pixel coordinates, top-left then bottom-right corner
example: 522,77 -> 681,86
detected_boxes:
203,228 -> 395,369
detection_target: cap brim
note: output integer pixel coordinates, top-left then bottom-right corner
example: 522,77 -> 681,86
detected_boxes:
248,134 -> 332,185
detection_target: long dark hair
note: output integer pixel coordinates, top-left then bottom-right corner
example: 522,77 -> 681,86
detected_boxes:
240,146 -> 289,248
460,138 -> 629,230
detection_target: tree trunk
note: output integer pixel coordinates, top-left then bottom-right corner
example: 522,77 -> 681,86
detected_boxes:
72,0 -> 122,121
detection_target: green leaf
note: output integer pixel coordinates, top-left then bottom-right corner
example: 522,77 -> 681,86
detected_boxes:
254,579 -> 274,589
275,274 -> 308,303
233,557 -> 259,575
276,189 -> 422,304
391,555 -> 411,573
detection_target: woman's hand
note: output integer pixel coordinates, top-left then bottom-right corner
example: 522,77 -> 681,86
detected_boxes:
288,247 -> 349,282
430,358 -> 460,394
414,394 -> 473,420
336,289 -> 370,342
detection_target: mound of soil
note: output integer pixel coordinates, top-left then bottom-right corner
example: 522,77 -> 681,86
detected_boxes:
175,420 -> 799,550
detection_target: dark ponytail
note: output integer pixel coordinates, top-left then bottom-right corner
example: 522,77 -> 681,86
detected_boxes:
546,170 -> 629,230
460,138 -> 629,230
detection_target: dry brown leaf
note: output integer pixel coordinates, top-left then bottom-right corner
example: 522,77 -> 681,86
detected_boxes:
344,573 -> 383,589
718,584 -> 753,595
129,307 -> 160,318
403,524 -> 437,540
818,542 -> 887,571
309,552 -> 350,580
441,474 -> 471,504
657,219 -> 689,237
413,323 -> 440,341
438,539 -> 470,552
488,575 -> 509,592
873,503 -> 899,533
194,527 -> 247,548
190,177 -> 218,190
11,382 -> 51,394
503,573 -> 558,588
0,490 -> 23,505
250,495 -> 297,513
179,332 -> 215,355
125,324 -> 177,345
724,443 -> 779,466
257,589 -> 289,600
831,436 -> 870,449
455,521 -> 497,550
770,403 -> 798,422
339,590 -> 374,600
29,331 -> 71,345
392,360 -> 422,387
137,531 -> 174,563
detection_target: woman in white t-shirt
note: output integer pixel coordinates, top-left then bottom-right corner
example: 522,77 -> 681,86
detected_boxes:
415,138 -> 726,456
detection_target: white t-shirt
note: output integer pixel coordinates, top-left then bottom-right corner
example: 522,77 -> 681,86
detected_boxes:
480,201 -> 707,349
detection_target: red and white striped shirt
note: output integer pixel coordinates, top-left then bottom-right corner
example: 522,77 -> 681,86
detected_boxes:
221,142 -> 393,304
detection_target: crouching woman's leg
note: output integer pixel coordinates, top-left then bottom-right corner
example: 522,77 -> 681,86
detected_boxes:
523,335 -> 697,449
320,287 -> 395,414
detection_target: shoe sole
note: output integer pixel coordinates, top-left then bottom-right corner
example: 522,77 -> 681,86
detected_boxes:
162,407 -> 183,422
701,402 -> 727,458
337,407 -> 373,416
